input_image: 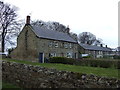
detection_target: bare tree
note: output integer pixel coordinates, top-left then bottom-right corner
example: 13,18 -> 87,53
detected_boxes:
69,32 -> 78,41
78,32 -> 96,45
92,38 -> 103,46
0,1 -> 21,52
31,20 -> 69,33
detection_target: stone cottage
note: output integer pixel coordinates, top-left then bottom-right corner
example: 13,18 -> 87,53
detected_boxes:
78,43 -> 112,58
11,16 -> 79,63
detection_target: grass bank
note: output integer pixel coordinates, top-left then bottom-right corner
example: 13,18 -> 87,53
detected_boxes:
2,58 -> 120,79
2,82 -> 21,89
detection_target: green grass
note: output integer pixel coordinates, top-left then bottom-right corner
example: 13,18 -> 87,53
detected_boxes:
2,82 -> 20,88
2,58 -> 120,79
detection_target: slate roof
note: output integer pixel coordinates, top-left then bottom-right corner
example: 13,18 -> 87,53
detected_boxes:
118,47 -> 120,51
79,43 -> 112,51
31,25 -> 77,43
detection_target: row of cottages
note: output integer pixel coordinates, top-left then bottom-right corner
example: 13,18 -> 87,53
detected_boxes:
117,46 -> 120,55
78,43 -> 112,58
11,16 -> 79,63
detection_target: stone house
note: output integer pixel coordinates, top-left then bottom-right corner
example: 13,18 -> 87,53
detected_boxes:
78,43 -> 112,58
11,16 -> 79,63
117,46 -> 120,55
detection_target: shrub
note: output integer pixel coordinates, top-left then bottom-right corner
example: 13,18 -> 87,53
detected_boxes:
98,60 -> 112,68
117,61 -> 120,69
113,55 -> 120,59
75,59 -> 120,69
103,55 -> 113,59
48,57 -> 119,69
48,57 -> 75,65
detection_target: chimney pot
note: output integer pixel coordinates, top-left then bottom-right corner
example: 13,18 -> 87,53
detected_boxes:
26,16 -> 30,25
100,44 -> 103,47
66,25 -> 70,34
106,45 -> 107,48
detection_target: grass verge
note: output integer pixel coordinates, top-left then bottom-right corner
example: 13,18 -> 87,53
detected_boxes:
2,82 -> 21,89
2,58 -> 120,79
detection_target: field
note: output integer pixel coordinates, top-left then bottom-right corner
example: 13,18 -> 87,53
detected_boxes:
2,59 -> 120,79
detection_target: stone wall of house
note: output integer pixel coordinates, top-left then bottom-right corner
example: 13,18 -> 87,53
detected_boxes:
10,25 -> 38,62
2,60 -> 120,88
36,38 -> 78,59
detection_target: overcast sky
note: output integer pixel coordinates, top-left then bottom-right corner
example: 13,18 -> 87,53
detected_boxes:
3,0 -> 119,48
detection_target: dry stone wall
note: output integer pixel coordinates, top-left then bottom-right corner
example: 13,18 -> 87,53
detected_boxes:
2,60 -> 120,88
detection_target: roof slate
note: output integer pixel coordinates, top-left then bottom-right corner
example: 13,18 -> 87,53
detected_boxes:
79,43 -> 112,51
31,25 -> 77,43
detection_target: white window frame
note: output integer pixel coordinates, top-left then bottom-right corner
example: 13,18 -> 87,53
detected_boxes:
64,43 -> 68,48
54,42 -> 58,48
49,42 -> 53,47
66,52 -> 72,58
49,53 -> 56,57
69,43 -> 72,48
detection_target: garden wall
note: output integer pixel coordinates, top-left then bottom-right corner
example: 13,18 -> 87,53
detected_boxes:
2,60 -> 120,88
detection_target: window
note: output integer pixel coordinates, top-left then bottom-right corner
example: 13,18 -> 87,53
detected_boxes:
60,42 -> 64,48
99,51 -> 102,55
64,43 -> 68,49
54,42 -> 58,48
49,42 -> 53,47
49,53 -> 56,57
69,43 -> 72,48
66,52 -> 72,58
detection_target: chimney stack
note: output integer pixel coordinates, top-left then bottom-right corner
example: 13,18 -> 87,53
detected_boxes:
100,44 -> 103,47
26,15 -> 30,25
106,45 -> 107,48
66,25 -> 70,34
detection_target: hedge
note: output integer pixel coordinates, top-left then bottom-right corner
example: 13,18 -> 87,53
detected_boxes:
75,59 -> 120,69
113,55 -> 120,59
48,57 -> 75,65
48,57 -> 120,69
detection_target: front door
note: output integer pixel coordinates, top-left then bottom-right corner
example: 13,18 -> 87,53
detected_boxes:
39,53 -> 44,63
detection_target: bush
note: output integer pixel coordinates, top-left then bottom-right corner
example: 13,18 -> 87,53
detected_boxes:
48,57 -> 75,65
48,57 -> 119,69
98,60 -> 112,68
113,55 -> 120,59
103,55 -> 113,59
117,61 -> 120,69
75,59 -> 120,69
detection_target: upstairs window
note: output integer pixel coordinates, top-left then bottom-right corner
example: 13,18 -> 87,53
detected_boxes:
69,43 -> 72,48
54,41 -> 58,48
64,43 -> 68,49
49,42 -> 53,47
60,42 -> 64,48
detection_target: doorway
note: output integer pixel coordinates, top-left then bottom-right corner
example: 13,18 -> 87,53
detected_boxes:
39,52 -> 44,63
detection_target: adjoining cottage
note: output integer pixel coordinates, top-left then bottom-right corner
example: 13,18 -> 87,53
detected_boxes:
11,16 -> 79,62
78,43 -> 112,58
117,47 -> 120,56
